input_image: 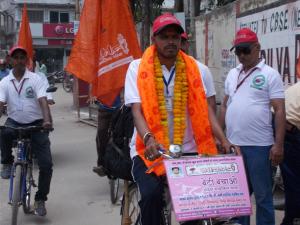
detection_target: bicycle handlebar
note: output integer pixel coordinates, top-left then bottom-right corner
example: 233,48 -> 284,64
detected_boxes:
158,145 -> 236,159
146,146 -> 237,173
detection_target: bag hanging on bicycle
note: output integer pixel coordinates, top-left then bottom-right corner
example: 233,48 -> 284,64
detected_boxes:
103,105 -> 134,181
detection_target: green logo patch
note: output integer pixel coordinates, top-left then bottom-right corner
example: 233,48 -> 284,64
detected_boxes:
250,74 -> 265,90
25,87 -> 34,98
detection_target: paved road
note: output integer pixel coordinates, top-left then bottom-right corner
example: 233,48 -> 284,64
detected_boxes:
0,84 -> 121,225
0,84 -> 284,225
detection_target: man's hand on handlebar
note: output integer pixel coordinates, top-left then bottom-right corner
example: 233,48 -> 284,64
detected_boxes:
144,136 -> 161,161
220,139 -> 241,155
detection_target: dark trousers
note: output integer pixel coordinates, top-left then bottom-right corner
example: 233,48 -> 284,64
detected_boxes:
132,156 -> 198,225
96,108 -> 114,166
0,118 -> 53,201
237,146 -> 274,225
280,128 -> 300,225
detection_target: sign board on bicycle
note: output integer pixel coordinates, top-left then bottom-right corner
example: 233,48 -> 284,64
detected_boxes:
164,156 -> 252,222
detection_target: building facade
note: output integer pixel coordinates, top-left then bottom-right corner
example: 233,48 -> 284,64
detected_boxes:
0,0 -> 15,59
186,0 -> 299,102
14,0 -> 78,72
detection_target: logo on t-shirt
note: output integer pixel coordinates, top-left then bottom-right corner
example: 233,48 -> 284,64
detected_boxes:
251,74 -> 265,90
25,87 -> 35,98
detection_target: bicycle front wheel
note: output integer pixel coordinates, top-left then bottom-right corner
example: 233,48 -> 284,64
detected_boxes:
11,165 -> 22,225
22,164 -> 33,214
109,178 -> 120,204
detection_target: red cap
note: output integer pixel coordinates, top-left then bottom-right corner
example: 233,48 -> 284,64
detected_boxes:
152,13 -> 184,35
9,45 -> 28,57
181,32 -> 188,40
230,28 -> 258,51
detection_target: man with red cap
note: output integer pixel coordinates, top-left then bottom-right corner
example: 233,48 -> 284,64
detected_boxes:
0,46 -> 53,216
219,28 -> 285,225
125,13 -> 236,225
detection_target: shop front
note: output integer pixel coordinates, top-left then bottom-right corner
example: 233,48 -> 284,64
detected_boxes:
35,23 -> 74,73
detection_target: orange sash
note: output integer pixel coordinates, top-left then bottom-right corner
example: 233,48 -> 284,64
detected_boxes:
136,45 -> 217,176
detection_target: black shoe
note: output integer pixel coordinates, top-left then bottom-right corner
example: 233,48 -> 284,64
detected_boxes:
92,166 -> 106,177
0,164 -> 12,179
34,200 -> 47,216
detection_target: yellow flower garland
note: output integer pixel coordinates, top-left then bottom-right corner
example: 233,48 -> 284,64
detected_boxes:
154,53 -> 188,151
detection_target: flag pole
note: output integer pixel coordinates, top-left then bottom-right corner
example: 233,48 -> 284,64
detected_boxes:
74,0 -> 80,119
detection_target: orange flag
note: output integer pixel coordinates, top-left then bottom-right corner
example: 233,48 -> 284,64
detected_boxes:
66,0 -> 141,106
297,56 -> 300,79
18,4 -> 33,60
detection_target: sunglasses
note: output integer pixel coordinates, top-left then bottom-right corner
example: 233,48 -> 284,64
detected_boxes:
234,45 -> 254,56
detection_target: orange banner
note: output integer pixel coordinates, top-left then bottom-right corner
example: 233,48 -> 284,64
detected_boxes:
66,0 -> 141,106
297,56 -> 300,79
18,4 -> 33,60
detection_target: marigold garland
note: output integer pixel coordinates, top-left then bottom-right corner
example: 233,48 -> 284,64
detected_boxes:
154,53 -> 188,152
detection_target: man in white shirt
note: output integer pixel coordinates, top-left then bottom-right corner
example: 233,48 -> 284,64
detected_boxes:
39,59 -> 47,75
0,46 -> 53,217
125,13 -> 235,225
219,28 -> 285,225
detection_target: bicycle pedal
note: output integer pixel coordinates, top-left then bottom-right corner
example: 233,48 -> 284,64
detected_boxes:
8,201 -> 22,206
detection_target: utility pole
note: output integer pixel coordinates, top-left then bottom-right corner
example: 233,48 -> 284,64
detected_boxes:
73,0 -> 80,115
189,0 -> 196,57
75,0 -> 80,20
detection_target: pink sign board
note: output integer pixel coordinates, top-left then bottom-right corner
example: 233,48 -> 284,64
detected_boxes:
43,23 -> 74,38
164,156 -> 252,222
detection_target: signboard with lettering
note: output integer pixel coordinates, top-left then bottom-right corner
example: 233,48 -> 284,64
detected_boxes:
48,39 -> 74,46
164,156 -> 251,222
43,23 -> 75,39
237,2 -> 300,85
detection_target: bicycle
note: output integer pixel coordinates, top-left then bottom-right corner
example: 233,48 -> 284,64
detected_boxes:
120,149 -> 246,225
0,125 -> 52,225
46,72 -> 56,87
120,180 -> 141,225
109,175 -> 120,204
62,73 -> 73,93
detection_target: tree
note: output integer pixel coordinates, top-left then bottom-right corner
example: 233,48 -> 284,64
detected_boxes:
130,0 -> 164,50
130,0 -> 164,23
174,0 -> 184,12
194,0 -> 201,16
217,0 -> 236,6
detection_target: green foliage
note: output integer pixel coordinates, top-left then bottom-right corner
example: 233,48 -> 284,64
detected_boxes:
131,0 -> 164,23
217,0 -> 236,6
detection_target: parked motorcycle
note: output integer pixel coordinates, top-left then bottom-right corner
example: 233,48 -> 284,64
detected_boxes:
46,72 -> 57,87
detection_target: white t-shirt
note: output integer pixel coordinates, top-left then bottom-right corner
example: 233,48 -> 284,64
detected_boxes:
0,69 -> 47,123
125,58 -> 208,158
285,82 -> 300,130
224,59 -> 284,146
36,72 -> 53,100
195,60 -> 216,98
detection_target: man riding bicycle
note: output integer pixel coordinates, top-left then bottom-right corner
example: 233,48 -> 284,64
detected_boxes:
0,46 -> 53,217
124,13 -> 236,225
